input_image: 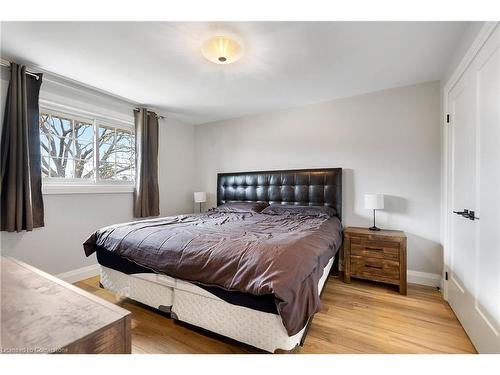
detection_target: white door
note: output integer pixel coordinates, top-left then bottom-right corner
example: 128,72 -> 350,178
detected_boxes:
447,26 -> 500,353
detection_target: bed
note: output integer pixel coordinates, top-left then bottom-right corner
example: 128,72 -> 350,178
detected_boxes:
83,168 -> 343,352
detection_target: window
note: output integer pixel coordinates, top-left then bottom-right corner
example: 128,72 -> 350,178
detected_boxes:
39,110 -> 135,191
97,125 -> 135,182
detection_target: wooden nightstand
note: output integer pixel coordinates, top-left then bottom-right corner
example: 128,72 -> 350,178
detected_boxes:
343,227 -> 407,295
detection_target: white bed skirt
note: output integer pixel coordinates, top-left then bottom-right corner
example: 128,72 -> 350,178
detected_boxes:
100,256 -> 335,352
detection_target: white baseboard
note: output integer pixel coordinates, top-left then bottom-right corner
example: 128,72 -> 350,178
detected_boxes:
408,270 -> 442,288
55,263 -> 100,284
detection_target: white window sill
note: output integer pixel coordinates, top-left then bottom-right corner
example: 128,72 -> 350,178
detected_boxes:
42,184 -> 135,195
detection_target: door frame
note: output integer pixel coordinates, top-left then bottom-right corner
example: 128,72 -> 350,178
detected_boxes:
441,22 -> 498,301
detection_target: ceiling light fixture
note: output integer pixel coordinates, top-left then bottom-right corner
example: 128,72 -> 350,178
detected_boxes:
201,36 -> 243,65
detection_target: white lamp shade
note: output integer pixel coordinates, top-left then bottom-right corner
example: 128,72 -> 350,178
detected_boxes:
194,192 -> 207,203
364,194 -> 384,210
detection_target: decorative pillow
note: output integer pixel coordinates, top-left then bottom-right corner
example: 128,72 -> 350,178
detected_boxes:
216,202 -> 269,213
261,204 -> 336,218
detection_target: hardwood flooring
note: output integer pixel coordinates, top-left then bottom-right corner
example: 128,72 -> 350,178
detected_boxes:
74,276 -> 476,354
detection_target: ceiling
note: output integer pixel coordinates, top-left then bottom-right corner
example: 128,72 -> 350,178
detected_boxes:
1,22 -> 469,124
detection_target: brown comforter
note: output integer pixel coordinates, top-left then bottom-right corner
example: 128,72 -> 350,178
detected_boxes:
83,211 -> 342,335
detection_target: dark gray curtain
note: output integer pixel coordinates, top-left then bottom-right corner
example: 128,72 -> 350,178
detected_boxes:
134,108 -> 160,218
0,63 -> 44,232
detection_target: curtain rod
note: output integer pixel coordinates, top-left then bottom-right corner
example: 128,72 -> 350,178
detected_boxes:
0,59 -> 40,80
134,107 -> 166,119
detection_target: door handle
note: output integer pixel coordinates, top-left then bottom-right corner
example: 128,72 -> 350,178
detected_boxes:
453,209 -> 469,216
453,209 -> 480,220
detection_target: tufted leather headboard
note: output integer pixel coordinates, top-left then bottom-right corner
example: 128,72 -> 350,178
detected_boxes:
217,168 -> 342,221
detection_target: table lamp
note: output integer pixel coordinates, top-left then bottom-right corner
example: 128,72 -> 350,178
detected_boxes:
364,194 -> 384,231
194,192 -> 207,213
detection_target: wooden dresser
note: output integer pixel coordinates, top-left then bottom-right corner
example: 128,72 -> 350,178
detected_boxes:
343,227 -> 407,294
0,257 -> 131,354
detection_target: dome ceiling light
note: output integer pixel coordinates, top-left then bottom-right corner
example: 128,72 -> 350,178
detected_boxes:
201,36 -> 243,65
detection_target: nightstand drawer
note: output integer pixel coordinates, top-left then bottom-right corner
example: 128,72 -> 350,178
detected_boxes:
351,256 -> 400,281
351,238 -> 400,260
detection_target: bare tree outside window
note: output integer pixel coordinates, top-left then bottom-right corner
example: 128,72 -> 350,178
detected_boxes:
97,125 -> 135,181
40,112 -> 135,182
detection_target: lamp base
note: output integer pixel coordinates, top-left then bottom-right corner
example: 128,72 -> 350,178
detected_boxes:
369,226 -> 381,231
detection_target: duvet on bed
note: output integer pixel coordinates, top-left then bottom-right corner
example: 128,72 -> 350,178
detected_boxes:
83,210 -> 342,336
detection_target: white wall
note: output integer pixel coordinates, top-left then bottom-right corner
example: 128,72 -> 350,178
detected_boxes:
194,81 -> 442,276
0,67 -> 196,275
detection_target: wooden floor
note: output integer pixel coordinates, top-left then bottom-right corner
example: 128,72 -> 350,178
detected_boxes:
74,276 -> 476,354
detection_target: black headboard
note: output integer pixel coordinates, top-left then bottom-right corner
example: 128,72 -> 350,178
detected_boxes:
217,168 -> 342,220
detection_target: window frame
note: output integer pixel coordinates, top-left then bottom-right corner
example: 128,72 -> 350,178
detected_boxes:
39,106 -> 136,195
